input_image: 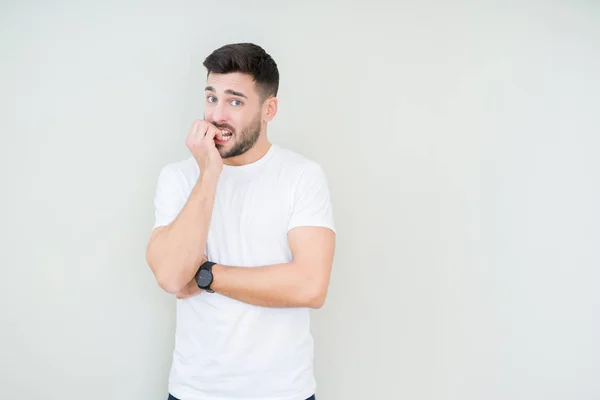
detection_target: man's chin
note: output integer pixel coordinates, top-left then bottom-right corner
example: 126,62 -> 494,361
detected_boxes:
216,144 -> 237,159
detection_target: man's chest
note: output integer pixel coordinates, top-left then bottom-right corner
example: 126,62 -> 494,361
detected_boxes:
204,178 -> 294,265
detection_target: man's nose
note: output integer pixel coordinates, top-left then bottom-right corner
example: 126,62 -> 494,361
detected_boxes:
211,102 -> 226,123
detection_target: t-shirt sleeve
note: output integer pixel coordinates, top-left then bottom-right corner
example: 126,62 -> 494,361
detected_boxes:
288,162 -> 336,233
152,164 -> 186,230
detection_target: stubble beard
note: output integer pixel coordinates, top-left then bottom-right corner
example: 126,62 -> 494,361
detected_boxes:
214,113 -> 262,159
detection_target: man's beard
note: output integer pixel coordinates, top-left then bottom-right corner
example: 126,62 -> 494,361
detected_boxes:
213,113 -> 262,159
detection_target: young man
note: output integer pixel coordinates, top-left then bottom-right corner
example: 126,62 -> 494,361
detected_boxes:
146,43 -> 336,400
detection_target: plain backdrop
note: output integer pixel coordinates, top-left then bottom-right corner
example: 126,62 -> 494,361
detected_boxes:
1,1 -> 599,399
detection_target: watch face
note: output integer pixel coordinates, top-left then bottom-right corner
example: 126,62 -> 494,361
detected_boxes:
197,268 -> 212,288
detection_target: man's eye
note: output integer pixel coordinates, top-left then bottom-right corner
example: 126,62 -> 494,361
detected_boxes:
207,96 -> 217,103
231,99 -> 242,106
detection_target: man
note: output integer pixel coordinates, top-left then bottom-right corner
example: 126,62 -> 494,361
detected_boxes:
146,43 -> 336,400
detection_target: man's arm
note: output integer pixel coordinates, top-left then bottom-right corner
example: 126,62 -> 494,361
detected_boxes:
145,120 -> 223,294
209,225 -> 336,308
146,171 -> 218,294
202,160 -> 337,308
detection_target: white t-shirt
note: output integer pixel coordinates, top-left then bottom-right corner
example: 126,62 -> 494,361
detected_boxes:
152,144 -> 335,400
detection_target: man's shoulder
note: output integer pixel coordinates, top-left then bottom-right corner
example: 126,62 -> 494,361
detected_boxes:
154,157 -> 199,193
272,145 -> 325,175
158,156 -> 198,180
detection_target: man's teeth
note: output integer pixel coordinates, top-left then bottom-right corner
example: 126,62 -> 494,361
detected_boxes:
219,130 -> 232,141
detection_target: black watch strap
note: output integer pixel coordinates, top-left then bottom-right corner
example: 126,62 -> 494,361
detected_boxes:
201,260 -> 215,272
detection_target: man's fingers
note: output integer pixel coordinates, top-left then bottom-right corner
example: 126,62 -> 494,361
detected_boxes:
187,120 -> 220,145
186,120 -> 202,148
175,286 -> 202,299
203,124 -> 219,142
189,120 -> 201,139
177,292 -> 192,299
200,122 -> 211,138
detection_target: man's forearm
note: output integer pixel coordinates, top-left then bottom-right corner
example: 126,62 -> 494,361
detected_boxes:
147,172 -> 218,293
210,262 -> 327,309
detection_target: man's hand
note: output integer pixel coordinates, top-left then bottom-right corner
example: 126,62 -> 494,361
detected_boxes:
175,254 -> 207,299
175,278 -> 202,299
185,120 -> 223,177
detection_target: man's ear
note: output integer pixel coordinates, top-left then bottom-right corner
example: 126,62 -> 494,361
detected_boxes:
263,96 -> 278,122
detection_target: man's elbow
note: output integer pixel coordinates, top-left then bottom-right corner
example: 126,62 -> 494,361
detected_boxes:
303,282 -> 329,309
147,254 -> 189,294
298,264 -> 332,309
145,227 -> 187,294
307,293 -> 326,309
156,272 -> 188,294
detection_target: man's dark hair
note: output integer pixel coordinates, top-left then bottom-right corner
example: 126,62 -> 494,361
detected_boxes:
203,43 -> 279,101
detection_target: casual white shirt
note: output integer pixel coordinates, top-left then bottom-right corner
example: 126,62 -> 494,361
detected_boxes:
152,144 -> 335,400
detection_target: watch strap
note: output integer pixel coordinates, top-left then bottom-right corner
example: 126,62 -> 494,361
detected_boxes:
201,260 -> 215,272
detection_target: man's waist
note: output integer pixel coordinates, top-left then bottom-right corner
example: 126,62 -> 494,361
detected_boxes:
168,359 -> 316,400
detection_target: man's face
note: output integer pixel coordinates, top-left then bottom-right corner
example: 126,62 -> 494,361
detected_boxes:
204,72 -> 264,159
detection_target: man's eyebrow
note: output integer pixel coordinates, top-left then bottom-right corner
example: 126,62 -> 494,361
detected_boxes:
204,86 -> 247,99
225,89 -> 247,99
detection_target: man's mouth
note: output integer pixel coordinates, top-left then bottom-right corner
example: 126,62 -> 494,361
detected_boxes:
216,129 -> 233,142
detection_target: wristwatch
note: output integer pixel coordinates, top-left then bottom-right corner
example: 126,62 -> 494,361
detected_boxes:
195,261 -> 215,293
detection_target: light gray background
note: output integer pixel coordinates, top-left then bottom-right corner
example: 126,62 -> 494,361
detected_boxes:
2,1 -> 599,399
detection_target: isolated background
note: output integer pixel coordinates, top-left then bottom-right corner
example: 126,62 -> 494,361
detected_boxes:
2,1 -> 599,399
